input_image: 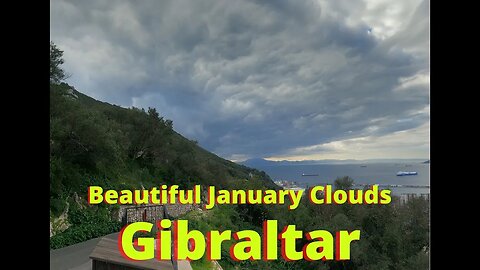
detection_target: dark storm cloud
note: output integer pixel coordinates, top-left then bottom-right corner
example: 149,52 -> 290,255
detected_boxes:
50,0 -> 429,160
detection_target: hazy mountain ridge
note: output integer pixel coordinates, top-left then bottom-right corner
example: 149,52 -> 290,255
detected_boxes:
241,157 -> 429,167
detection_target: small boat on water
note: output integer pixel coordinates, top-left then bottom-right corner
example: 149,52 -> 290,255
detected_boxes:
396,171 -> 418,176
302,173 -> 319,176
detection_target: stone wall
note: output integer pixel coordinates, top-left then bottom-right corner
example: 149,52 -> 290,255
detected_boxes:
164,204 -> 197,219
126,205 -> 165,224
118,203 -> 198,224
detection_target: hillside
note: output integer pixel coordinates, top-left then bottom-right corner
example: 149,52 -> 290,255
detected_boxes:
49,43 -> 429,270
49,43 -> 277,250
50,82 -> 276,217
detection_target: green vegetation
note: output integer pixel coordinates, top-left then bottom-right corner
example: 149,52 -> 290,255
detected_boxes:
50,43 -> 429,269
50,203 -> 122,249
50,42 -> 68,83
50,42 -> 275,248
184,177 -> 429,270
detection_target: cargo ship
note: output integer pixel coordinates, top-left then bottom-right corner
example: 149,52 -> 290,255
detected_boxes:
396,171 -> 418,176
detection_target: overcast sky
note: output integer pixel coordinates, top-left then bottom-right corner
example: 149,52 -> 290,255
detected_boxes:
50,0 -> 429,161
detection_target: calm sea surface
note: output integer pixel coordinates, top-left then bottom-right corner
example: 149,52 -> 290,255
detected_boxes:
254,163 -> 430,194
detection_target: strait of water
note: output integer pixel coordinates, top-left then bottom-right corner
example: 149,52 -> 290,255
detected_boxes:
254,163 -> 430,194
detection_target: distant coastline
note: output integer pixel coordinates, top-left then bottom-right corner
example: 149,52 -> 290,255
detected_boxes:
241,158 -> 430,167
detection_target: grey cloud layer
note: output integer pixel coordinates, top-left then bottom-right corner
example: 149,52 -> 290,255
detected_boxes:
51,0 -> 429,160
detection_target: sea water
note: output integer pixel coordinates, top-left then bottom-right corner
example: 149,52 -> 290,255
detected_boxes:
254,163 -> 430,195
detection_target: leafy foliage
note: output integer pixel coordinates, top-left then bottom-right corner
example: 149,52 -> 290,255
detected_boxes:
50,204 -> 122,249
50,45 -> 429,269
50,42 -> 67,83
185,177 -> 429,270
50,76 -> 276,249
50,82 -> 275,212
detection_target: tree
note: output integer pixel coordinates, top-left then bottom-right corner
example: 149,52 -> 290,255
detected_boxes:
334,176 -> 354,190
147,107 -> 160,120
50,41 -> 67,83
